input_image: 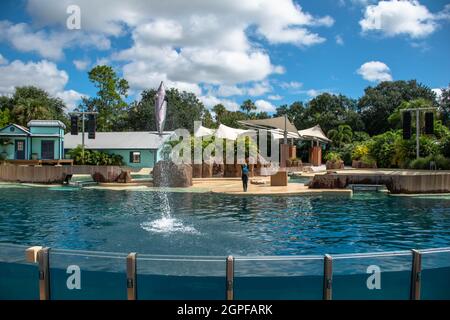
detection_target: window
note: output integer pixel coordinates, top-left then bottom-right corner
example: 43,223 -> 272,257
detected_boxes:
130,151 -> 141,163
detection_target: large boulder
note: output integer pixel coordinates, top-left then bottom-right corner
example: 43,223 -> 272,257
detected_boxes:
153,161 -> 193,187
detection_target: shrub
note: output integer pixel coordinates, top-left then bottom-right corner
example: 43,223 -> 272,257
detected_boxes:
351,144 -> 369,161
409,154 -> 450,170
368,131 -> 398,168
67,145 -> 124,166
325,151 -> 342,162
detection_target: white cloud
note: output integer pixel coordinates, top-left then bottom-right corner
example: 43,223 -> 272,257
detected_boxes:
199,95 -> 239,112
25,0 -> 332,93
0,54 -> 8,65
0,59 -> 86,110
357,61 -> 393,82
359,0 -> 450,39
216,85 -> 244,97
73,59 -> 90,71
280,81 -> 303,90
255,99 -> 276,113
306,89 -> 321,98
432,88 -> 443,101
0,20 -> 110,60
268,94 -> 283,101
247,81 -> 272,97
335,35 -> 344,45
55,90 -> 86,110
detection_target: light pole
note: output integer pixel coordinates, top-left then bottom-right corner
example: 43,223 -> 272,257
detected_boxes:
69,111 -> 98,164
401,107 -> 436,159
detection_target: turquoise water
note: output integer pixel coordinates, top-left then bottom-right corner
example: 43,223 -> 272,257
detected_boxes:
1,185 -> 450,300
0,186 -> 449,255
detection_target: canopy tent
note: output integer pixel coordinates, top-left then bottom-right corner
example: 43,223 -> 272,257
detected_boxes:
215,124 -> 254,140
298,125 -> 331,143
194,125 -> 215,138
193,124 -> 254,141
270,129 -> 300,140
238,116 -> 300,139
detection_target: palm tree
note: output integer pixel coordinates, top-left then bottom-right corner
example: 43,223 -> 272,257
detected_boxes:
328,124 -> 353,148
12,98 -> 49,126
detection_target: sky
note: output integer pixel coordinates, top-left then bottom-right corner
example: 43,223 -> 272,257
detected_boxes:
0,0 -> 449,113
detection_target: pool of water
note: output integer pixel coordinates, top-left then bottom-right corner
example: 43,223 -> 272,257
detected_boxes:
0,185 -> 449,256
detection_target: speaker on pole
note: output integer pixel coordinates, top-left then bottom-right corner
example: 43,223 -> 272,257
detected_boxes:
425,112 -> 434,135
88,114 -> 96,139
403,111 -> 412,140
70,115 -> 79,135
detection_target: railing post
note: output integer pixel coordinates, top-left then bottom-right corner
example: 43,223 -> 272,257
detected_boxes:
410,249 -> 422,300
323,254 -> 333,300
127,253 -> 137,300
25,246 -> 42,263
37,247 -> 50,300
226,255 -> 234,300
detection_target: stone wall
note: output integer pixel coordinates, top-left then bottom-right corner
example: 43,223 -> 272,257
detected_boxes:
0,164 -> 123,183
309,172 -> 450,194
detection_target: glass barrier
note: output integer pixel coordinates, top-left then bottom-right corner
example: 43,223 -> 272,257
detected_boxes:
48,249 -> 127,300
0,243 -> 39,300
234,256 -> 324,300
136,255 -> 226,300
332,251 -> 412,300
421,248 -> 450,300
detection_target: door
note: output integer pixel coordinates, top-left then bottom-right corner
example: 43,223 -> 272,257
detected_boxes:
15,140 -> 25,160
41,140 -> 55,159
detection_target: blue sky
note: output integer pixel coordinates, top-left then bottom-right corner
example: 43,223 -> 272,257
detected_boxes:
0,0 -> 449,113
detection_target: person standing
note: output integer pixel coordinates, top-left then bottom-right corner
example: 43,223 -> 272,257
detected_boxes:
241,163 -> 249,192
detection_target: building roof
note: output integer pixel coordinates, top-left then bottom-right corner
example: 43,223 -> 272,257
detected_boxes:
28,120 -> 66,129
64,131 -> 174,150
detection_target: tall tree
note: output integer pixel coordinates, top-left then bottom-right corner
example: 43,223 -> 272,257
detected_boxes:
6,86 -> 68,127
123,87 -> 207,132
358,80 -> 436,135
240,99 -> 256,115
438,84 -> 450,126
80,65 -> 129,131
327,124 -> 353,148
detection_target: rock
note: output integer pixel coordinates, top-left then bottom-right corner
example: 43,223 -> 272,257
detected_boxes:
153,160 -> 192,187
92,172 -> 106,183
212,163 -> 224,177
326,160 -> 344,170
116,170 -> 132,183
309,173 -> 348,189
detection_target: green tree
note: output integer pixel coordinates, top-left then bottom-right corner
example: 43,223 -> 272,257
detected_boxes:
358,80 -> 436,135
327,124 -> 353,148
240,99 -> 256,115
0,108 -> 11,127
6,86 -> 68,127
80,65 -> 129,131
124,87 -> 207,132
303,93 -> 363,133
438,84 -> 450,125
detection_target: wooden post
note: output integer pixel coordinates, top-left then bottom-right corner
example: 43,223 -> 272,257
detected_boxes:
127,253 -> 137,300
226,255 -> 234,300
37,247 -> 50,300
410,249 -> 422,300
323,254 -> 333,300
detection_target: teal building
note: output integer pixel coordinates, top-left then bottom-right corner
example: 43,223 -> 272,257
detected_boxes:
0,120 -> 66,160
64,131 -> 173,168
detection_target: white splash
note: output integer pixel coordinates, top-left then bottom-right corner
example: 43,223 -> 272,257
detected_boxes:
141,217 -> 199,234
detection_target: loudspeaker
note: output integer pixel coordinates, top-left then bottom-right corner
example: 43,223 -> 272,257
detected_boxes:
70,115 -> 78,135
88,114 -> 96,139
425,112 -> 434,135
403,111 -> 412,140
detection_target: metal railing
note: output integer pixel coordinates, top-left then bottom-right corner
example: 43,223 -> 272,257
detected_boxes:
1,243 -> 449,300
